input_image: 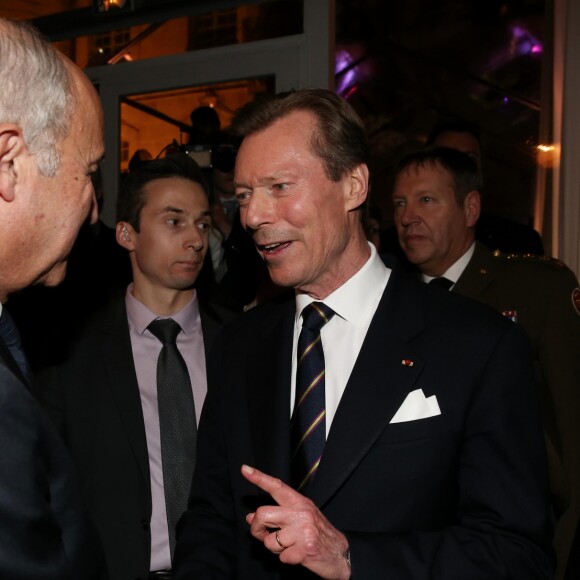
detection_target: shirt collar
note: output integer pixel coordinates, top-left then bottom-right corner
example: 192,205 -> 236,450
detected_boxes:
295,242 -> 390,328
125,284 -> 201,335
421,242 -> 475,285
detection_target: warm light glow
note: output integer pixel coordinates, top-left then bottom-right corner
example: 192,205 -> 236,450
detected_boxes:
536,143 -> 560,168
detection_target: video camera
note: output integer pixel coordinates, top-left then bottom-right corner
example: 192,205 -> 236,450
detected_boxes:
180,142 -> 237,173
179,141 -> 238,205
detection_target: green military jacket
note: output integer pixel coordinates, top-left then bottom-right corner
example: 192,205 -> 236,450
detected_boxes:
453,241 -> 580,580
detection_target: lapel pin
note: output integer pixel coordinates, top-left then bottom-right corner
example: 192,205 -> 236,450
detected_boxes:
401,359 -> 414,367
502,310 -> 518,323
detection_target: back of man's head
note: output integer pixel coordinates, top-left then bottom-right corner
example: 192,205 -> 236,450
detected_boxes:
0,18 -> 73,176
426,120 -> 483,170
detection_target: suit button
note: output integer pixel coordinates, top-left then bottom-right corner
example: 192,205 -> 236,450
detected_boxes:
141,519 -> 149,529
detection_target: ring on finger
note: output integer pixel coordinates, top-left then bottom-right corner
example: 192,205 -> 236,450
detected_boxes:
275,530 -> 287,550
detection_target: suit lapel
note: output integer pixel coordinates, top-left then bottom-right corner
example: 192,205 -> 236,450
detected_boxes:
98,299 -> 150,486
308,266 -> 427,506
0,338 -> 28,387
247,302 -> 295,483
199,301 -> 227,364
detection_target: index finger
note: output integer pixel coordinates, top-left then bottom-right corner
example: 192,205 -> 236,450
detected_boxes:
241,464 -> 304,507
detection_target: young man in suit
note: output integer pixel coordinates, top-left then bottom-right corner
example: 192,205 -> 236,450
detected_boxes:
392,145 -> 580,580
173,89 -> 554,579
40,154 -> 234,580
0,18 -> 105,579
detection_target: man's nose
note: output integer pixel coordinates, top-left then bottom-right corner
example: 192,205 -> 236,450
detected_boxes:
185,225 -> 205,251
241,190 -> 274,231
398,203 -> 418,227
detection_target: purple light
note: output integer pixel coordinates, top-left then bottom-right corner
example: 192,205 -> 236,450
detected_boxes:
335,49 -> 357,95
511,25 -> 543,56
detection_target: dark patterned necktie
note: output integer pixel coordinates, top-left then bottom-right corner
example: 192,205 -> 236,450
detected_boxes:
291,302 -> 335,491
148,318 -> 196,561
429,277 -> 454,290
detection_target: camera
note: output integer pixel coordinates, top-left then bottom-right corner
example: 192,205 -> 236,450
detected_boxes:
180,143 -> 237,173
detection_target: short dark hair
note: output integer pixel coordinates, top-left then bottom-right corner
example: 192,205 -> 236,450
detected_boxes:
117,153 -> 207,231
425,119 -> 482,147
229,88 -> 369,182
393,146 -> 482,205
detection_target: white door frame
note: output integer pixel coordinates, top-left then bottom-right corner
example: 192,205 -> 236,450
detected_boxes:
86,0 -> 335,225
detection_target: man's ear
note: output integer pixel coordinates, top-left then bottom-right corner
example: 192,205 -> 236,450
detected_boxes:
0,124 -> 26,202
464,190 -> 481,227
116,222 -> 136,251
345,163 -> 369,211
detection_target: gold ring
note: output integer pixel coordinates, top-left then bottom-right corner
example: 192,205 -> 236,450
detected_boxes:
275,530 -> 287,550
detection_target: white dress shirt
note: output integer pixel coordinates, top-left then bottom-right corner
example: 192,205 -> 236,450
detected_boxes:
125,285 -> 207,572
421,242 -> 475,287
291,243 -> 390,435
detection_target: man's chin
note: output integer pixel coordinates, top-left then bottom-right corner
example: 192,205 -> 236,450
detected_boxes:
35,262 -> 68,288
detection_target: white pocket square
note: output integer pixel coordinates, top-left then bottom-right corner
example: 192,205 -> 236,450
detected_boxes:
389,388 -> 441,424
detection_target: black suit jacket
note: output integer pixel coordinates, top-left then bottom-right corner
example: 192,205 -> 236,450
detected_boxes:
174,260 -> 554,579
39,295 -> 233,580
0,350 -> 105,579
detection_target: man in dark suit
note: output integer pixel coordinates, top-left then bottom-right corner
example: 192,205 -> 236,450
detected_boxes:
173,89 -> 553,579
40,154 -> 234,580
391,145 -> 580,579
0,18 -> 106,579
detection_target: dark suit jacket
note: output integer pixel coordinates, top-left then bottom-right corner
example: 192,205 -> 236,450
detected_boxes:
174,260 -> 554,579
0,351 -> 105,579
38,295 -> 233,580
453,241 -> 580,579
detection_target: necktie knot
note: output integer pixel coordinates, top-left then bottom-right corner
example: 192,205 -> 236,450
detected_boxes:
301,302 -> 335,332
148,318 -> 181,344
429,277 -> 453,290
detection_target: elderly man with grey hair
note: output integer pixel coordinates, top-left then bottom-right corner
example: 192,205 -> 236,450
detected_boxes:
0,18 -> 106,579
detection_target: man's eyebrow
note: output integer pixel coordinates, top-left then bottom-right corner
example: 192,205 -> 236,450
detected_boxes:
235,172 -> 295,189
160,206 -> 184,214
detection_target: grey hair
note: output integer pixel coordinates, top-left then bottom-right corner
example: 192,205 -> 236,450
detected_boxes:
0,19 -> 74,176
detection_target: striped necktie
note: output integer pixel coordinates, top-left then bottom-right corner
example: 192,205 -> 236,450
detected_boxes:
291,302 -> 335,491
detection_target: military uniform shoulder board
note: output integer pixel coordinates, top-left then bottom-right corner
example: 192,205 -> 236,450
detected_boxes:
492,250 -> 568,269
